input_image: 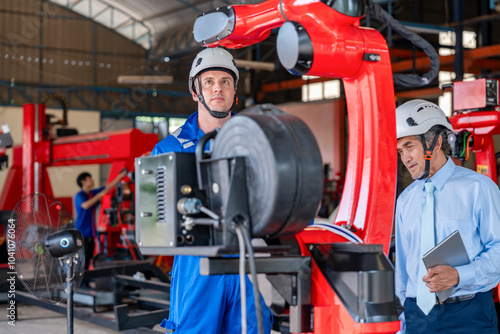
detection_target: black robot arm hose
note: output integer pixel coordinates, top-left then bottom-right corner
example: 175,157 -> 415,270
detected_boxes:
368,0 -> 440,87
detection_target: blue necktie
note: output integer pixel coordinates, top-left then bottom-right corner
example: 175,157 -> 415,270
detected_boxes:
417,181 -> 436,315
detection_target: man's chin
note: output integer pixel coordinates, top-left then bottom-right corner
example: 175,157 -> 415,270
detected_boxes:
410,172 -> 424,180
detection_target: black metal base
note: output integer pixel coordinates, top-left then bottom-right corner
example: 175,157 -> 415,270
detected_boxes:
199,255 -> 312,333
16,261 -> 171,333
16,291 -> 167,333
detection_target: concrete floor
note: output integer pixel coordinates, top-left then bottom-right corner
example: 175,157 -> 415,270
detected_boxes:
0,304 -> 165,334
0,303 -> 282,333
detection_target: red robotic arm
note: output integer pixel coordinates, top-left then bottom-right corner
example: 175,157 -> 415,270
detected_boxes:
193,1 -> 399,333
196,0 -> 366,78
194,0 -> 397,252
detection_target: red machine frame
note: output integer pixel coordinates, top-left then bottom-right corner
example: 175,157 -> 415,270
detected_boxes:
199,1 -> 399,333
0,103 -> 158,256
450,110 -> 500,181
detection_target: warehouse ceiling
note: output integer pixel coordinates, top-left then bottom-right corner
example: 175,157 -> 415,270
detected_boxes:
2,0 -> 500,116
44,1 -> 500,70
47,0 -> 265,56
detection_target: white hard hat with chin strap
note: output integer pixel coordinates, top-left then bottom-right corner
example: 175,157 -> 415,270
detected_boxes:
189,47 -> 239,119
396,99 -> 453,179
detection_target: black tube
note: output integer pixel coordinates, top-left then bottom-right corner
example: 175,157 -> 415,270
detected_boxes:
195,130 -> 218,190
240,226 -> 264,334
66,258 -> 74,334
368,0 -> 440,87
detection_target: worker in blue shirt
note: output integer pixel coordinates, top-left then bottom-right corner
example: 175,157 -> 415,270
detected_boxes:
394,99 -> 500,333
75,170 -> 127,270
154,47 -> 272,334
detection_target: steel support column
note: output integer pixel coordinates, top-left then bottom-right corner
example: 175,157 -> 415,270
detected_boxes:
454,0 -> 464,81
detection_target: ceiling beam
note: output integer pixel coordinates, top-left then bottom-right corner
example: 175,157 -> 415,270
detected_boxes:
395,87 -> 444,100
392,44 -> 500,73
140,0 -> 207,22
389,49 -> 426,59
260,77 -> 333,93
69,0 -> 84,8
257,44 -> 500,97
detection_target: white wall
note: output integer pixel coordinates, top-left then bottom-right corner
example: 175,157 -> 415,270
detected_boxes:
278,99 -> 345,177
0,106 -> 101,202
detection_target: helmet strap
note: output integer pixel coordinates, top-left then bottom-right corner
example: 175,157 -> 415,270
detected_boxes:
196,76 -> 231,119
418,129 -> 442,180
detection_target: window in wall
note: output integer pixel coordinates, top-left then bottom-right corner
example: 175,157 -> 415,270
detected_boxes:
438,30 -> 477,56
438,71 -> 454,116
169,117 -> 187,134
302,77 -> 341,102
136,116 -> 167,140
136,116 -> 167,129
438,30 -> 477,115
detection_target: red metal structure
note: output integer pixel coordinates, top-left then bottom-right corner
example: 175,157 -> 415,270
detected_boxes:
194,0 -> 399,333
0,103 -> 158,256
449,79 -> 500,181
451,110 -> 500,179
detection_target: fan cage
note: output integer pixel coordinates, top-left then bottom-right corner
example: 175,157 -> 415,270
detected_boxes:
13,193 -> 85,304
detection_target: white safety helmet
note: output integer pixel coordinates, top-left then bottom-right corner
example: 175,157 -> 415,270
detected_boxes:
189,47 -> 239,95
396,99 -> 453,139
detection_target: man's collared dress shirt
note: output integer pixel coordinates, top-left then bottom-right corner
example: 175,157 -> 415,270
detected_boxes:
395,157 -> 500,332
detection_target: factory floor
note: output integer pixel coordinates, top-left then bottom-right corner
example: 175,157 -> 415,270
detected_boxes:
0,303 -> 164,334
0,303 -> 283,333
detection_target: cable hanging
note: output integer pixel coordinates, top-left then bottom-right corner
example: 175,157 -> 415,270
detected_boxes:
368,0 -> 440,88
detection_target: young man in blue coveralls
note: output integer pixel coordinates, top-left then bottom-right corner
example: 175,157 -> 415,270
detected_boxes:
153,47 -> 272,334
394,99 -> 500,333
75,170 -> 127,270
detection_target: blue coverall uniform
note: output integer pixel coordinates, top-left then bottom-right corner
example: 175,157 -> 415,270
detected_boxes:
154,111 -> 272,334
74,186 -> 104,269
74,187 -> 105,238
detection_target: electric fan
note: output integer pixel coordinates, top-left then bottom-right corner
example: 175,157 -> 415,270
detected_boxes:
12,193 -> 85,334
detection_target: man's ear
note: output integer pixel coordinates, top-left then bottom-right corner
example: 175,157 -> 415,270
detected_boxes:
192,79 -> 201,101
433,135 -> 443,153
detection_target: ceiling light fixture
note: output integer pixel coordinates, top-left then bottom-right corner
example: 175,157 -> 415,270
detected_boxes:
117,75 -> 174,85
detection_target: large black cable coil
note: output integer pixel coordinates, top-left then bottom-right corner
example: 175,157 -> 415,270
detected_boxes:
212,104 -> 323,238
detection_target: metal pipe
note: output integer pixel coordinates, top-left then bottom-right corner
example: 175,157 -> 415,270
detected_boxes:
34,104 -> 40,194
446,12 -> 500,27
454,0 -> 464,81
479,0 -> 492,48
65,257 -> 74,334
